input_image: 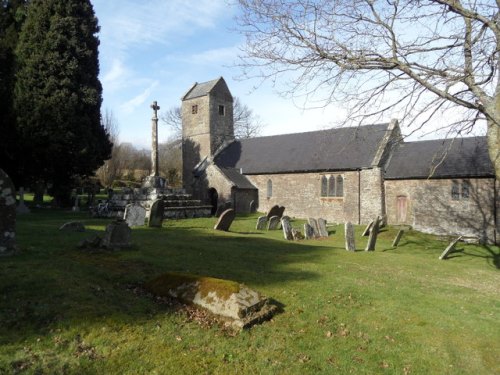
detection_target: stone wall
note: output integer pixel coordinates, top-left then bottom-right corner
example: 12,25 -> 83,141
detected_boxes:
234,189 -> 258,213
385,178 -> 498,243
246,168 -> 384,224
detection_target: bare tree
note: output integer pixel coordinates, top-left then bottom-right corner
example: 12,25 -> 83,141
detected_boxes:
95,109 -> 120,187
159,137 -> 183,187
161,96 -> 264,140
236,0 -> 500,176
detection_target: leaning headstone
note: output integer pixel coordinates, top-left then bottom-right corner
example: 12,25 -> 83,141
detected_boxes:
0,169 -> 17,255
362,221 -> 373,237
256,216 -> 267,230
16,187 -> 30,214
439,236 -> 463,260
292,228 -> 304,240
215,205 -> 225,218
281,216 -> 293,240
148,199 -> 165,228
365,217 -> 380,251
276,206 -> 285,218
249,200 -> 256,213
124,203 -> 146,227
266,205 -> 281,220
392,229 -> 405,247
101,220 -> 132,249
304,223 -> 315,239
308,218 -> 320,238
267,215 -> 280,230
59,221 -> 85,232
214,209 -> 236,231
344,222 -> 356,251
317,218 -> 329,238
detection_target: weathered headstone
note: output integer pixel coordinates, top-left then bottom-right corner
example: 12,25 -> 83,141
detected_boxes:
16,187 -> 30,214
0,169 -> 16,255
214,209 -> 236,231
362,220 -> 373,237
249,200 -> 256,213
281,216 -> 293,240
59,221 -> 85,232
256,216 -> 267,230
365,217 -> 380,251
317,218 -> 329,237
267,215 -> 280,230
124,203 -> 146,227
392,229 -> 405,247
439,236 -> 463,260
72,195 -> 80,212
277,206 -> 285,218
308,218 -> 320,238
304,223 -> 315,239
292,228 -> 304,240
266,205 -> 281,220
215,205 -> 225,217
344,222 -> 356,251
148,199 -> 165,227
101,220 -> 132,249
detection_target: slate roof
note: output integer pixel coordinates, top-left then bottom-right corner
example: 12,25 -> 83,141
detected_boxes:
219,167 -> 257,189
214,124 -> 390,174
385,137 -> 494,179
182,77 -> 232,101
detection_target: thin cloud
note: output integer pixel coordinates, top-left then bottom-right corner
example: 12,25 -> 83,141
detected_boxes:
120,81 -> 159,114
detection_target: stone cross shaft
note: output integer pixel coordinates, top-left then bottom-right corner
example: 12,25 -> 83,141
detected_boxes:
150,101 -> 160,177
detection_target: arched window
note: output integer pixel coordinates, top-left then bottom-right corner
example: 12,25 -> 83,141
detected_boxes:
328,176 -> 336,196
336,175 -> 344,197
451,180 -> 460,200
321,176 -> 328,196
267,179 -> 273,198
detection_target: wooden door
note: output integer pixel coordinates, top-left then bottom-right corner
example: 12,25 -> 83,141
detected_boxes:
397,196 -> 408,224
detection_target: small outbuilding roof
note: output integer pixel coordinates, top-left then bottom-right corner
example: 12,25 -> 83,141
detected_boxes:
219,167 -> 257,189
385,136 -> 494,179
214,124 -> 390,174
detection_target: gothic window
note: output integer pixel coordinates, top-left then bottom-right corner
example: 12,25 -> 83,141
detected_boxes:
451,180 -> 460,200
336,175 -> 344,197
321,175 -> 328,197
191,105 -> 198,114
218,105 -> 225,116
461,180 -> 470,199
267,179 -> 273,198
328,176 -> 336,196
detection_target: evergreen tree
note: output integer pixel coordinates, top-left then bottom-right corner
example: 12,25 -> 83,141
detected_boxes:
14,0 -> 111,204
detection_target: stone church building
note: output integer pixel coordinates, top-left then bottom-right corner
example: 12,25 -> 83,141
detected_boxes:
181,77 -> 499,244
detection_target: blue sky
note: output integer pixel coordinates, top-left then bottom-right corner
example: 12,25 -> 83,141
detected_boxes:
91,0 -> 344,148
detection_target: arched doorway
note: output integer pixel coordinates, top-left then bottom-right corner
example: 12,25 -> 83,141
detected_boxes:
208,188 -> 218,216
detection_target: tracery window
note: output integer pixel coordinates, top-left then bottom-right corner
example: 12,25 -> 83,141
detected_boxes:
321,174 -> 344,197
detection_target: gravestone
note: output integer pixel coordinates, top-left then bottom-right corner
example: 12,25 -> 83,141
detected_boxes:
16,187 -> 30,214
365,217 -> 380,251
256,216 -> 267,230
267,215 -> 280,230
59,221 -> 85,232
281,216 -> 293,240
214,209 -> 236,231
308,218 -> 320,238
392,229 -> 405,247
317,218 -> 329,237
344,222 -> 356,251
304,223 -> 315,239
0,169 -> 16,255
249,200 -> 256,213
362,221 -> 373,237
124,203 -> 146,227
101,220 -> 132,249
292,228 -> 304,240
72,195 -> 80,212
215,205 -> 225,217
266,205 -> 281,220
277,206 -> 285,218
148,199 -> 165,227
439,236 -> 463,260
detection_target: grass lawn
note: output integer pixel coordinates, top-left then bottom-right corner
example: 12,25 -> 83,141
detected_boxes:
0,209 -> 499,374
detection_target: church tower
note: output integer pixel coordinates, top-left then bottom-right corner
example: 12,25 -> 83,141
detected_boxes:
181,77 -> 234,193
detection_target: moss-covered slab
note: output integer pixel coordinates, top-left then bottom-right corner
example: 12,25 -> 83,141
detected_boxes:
145,272 -> 279,328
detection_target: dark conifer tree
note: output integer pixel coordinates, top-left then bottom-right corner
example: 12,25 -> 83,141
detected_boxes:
14,0 -> 111,205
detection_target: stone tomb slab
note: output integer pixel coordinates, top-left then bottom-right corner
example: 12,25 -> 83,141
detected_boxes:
124,203 -> 146,227
0,169 -> 16,255
214,209 -> 236,231
145,272 -> 279,329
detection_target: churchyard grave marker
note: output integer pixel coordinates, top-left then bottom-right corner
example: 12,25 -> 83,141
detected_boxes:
439,236 -> 463,260
392,229 -> 404,247
0,169 -> 16,255
344,222 -> 356,251
249,200 -> 256,213
102,219 -> 132,249
292,228 -> 304,240
16,187 -> 30,214
365,217 -> 380,251
215,205 -> 225,217
308,218 -> 320,238
362,220 -> 373,236
317,218 -> 329,237
256,216 -> 267,230
304,223 -> 315,239
59,221 -> 85,232
281,216 -> 293,240
148,199 -> 165,228
214,209 -> 236,231
124,203 -> 146,227
277,206 -> 285,218
267,215 -> 280,230
266,205 -> 281,220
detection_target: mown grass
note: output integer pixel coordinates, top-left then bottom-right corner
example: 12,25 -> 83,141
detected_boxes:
0,209 -> 498,374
